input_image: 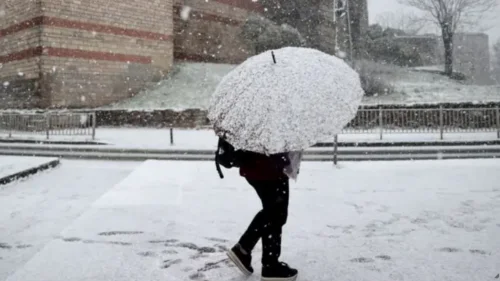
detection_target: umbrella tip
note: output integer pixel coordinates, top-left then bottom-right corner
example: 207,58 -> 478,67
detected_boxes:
271,51 -> 276,64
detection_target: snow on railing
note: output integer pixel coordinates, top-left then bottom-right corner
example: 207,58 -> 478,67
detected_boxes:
0,112 -> 96,140
201,107 -> 500,142
1,107 -> 499,143
342,107 -> 500,140
193,107 -> 500,148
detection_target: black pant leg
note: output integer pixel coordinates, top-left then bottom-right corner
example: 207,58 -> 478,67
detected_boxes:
237,180 -> 271,252
238,178 -> 289,266
260,178 -> 289,267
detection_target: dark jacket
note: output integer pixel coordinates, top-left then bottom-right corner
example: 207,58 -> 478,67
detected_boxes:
239,152 -> 290,180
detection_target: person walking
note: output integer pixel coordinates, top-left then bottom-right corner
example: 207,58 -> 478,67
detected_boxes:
227,152 -> 299,281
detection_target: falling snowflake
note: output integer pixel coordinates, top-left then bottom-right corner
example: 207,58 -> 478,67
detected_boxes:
437,152 -> 444,160
3,81 -> 9,87
180,6 -> 191,21
80,96 -> 86,102
336,50 -> 347,58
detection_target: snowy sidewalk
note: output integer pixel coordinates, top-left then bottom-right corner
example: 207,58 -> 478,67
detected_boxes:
0,160 -> 138,281
4,160 -> 500,281
0,156 -> 60,185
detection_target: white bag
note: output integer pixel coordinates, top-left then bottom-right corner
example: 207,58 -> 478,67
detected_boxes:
284,151 -> 303,181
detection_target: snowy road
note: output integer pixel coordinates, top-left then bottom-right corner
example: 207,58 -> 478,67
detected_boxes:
1,160 -> 499,281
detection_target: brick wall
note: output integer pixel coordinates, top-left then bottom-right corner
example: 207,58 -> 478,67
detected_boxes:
40,57 -> 165,107
0,0 -> 174,109
42,0 -> 173,35
38,0 -> 174,108
173,0 -> 260,63
0,0 -> 42,108
0,0 -> 40,26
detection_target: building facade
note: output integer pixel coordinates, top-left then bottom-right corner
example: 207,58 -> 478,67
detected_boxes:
0,0 -> 173,108
453,33 -> 491,84
0,0 -> 368,109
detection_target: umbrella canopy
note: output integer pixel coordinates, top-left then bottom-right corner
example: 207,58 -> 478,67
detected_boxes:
208,47 -> 364,154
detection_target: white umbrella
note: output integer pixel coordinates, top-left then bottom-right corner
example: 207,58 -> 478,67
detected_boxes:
208,47 -> 364,154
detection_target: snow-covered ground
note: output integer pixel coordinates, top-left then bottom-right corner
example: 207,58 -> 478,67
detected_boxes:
0,160 -> 138,281
1,128 -> 499,150
106,62 -> 500,111
1,159 -> 499,281
412,65 -> 445,72
0,156 -> 59,181
363,67 -> 500,106
107,63 -> 236,111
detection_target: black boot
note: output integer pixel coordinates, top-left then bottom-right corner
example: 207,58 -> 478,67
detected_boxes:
227,244 -> 254,276
261,262 -> 298,281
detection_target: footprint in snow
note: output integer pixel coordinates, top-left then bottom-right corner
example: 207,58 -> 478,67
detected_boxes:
137,251 -> 157,257
437,247 -> 461,253
469,249 -> 489,255
98,231 -> 143,236
375,255 -> 391,260
350,257 -> 375,263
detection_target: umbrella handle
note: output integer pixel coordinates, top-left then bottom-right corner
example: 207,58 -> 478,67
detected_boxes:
215,138 -> 224,179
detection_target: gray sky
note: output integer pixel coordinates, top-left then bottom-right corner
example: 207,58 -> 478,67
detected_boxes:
367,0 -> 500,46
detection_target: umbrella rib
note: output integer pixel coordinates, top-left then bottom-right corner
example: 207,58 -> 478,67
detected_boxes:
208,47 -> 364,154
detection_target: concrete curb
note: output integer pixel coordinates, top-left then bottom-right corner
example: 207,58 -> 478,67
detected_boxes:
1,143 -> 500,154
0,146 -> 498,162
0,158 -> 61,185
0,138 -> 106,145
1,139 -> 499,148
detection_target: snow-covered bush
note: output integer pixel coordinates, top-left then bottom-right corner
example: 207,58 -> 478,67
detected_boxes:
354,60 -> 396,97
361,24 -> 429,67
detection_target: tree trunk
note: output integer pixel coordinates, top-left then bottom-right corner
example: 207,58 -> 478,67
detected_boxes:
441,25 -> 454,76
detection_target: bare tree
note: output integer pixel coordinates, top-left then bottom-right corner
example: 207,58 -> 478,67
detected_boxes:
375,11 -> 427,35
398,0 -> 497,76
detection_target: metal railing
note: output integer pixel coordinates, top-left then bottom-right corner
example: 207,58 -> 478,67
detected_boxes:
182,107 -> 500,146
1,107 -> 499,143
343,106 -> 500,140
0,112 -> 96,140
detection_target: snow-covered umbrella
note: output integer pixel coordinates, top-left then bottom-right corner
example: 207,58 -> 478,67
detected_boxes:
208,47 -> 364,154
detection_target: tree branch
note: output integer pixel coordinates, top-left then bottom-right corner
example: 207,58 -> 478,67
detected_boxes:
398,0 -> 497,31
